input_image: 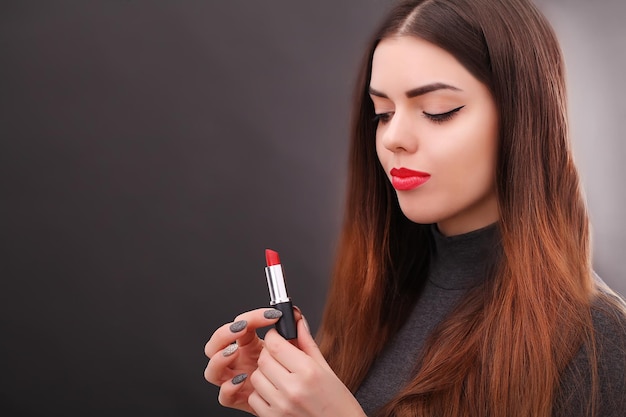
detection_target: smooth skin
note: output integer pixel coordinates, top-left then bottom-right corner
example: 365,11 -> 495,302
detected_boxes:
372,36 -> 500,236
204,308 -> 283,413
204,308 -> 366,416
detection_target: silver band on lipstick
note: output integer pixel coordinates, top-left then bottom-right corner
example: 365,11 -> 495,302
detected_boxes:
265,264 -> 291,305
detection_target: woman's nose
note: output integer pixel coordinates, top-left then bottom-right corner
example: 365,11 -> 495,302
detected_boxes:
379,111 -> 418,154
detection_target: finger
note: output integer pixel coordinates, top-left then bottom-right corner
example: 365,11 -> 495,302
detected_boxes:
204,321 -> 247,359
204,308 -> 283,358
295,316 -> 330,369
232,307 -> 286,347
263,328 -> 314,374
248,389 -> 271,417
217,373 -> 250,408
255,347 -> 291,391
292,305 -> 304,322
249,366 -> 281,406
204,343 -> 240,385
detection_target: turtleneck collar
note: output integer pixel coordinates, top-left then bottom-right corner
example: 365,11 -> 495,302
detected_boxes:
428,222 -> 500,290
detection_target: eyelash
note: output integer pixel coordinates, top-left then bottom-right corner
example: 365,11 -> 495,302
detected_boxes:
372,113 -> 392,124
373,105 -> 465,125
423,105 -> 465,123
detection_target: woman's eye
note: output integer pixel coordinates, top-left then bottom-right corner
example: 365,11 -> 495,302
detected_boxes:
423,105 -> 465,123
373,112 -> 393,124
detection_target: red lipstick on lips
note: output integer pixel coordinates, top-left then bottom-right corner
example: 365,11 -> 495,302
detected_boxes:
390,167 -> 431,191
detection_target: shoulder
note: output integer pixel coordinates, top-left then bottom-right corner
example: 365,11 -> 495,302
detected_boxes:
554,279 -> 626,416
589,283 -> 626,387
590,283 -> 626,349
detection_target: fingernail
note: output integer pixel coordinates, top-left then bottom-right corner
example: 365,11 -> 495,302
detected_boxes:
229,320 -> 247,333
232,373 -> 248,385
302,315 -> 311,334
263,309 -> 283,319
222,343 -> 238,357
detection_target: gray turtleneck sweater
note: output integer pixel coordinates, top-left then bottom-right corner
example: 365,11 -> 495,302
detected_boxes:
354,224 -> 626,416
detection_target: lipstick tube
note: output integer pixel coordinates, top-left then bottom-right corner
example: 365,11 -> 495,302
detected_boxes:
265,249 -> 297,340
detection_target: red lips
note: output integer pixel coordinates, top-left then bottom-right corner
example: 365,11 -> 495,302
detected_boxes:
390,167 -> 431,191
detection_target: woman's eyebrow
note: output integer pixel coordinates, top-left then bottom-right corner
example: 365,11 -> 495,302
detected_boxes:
369,82 -> 462,98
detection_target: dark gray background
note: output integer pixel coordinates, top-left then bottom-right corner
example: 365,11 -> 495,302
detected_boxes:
1,1 -> 624,416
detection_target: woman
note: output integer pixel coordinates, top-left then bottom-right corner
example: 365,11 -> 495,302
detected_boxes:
204,0 -> 626,416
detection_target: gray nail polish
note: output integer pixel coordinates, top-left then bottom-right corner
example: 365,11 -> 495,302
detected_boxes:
263,309 -> 283,319
229,320 -> 247,333
232,373 -> 248,385
222,343 -> 238,357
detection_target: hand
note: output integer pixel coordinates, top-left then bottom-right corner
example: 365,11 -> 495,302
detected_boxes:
248,318 -> 367,417
204,308 -> 290,414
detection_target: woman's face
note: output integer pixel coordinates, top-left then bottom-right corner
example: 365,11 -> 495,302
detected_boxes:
370,36 -> 499,236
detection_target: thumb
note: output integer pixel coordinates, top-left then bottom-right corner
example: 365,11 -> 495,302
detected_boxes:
296,316 -> 330,369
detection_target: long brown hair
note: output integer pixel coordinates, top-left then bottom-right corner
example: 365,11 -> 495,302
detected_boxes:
317,0 -> 618,416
